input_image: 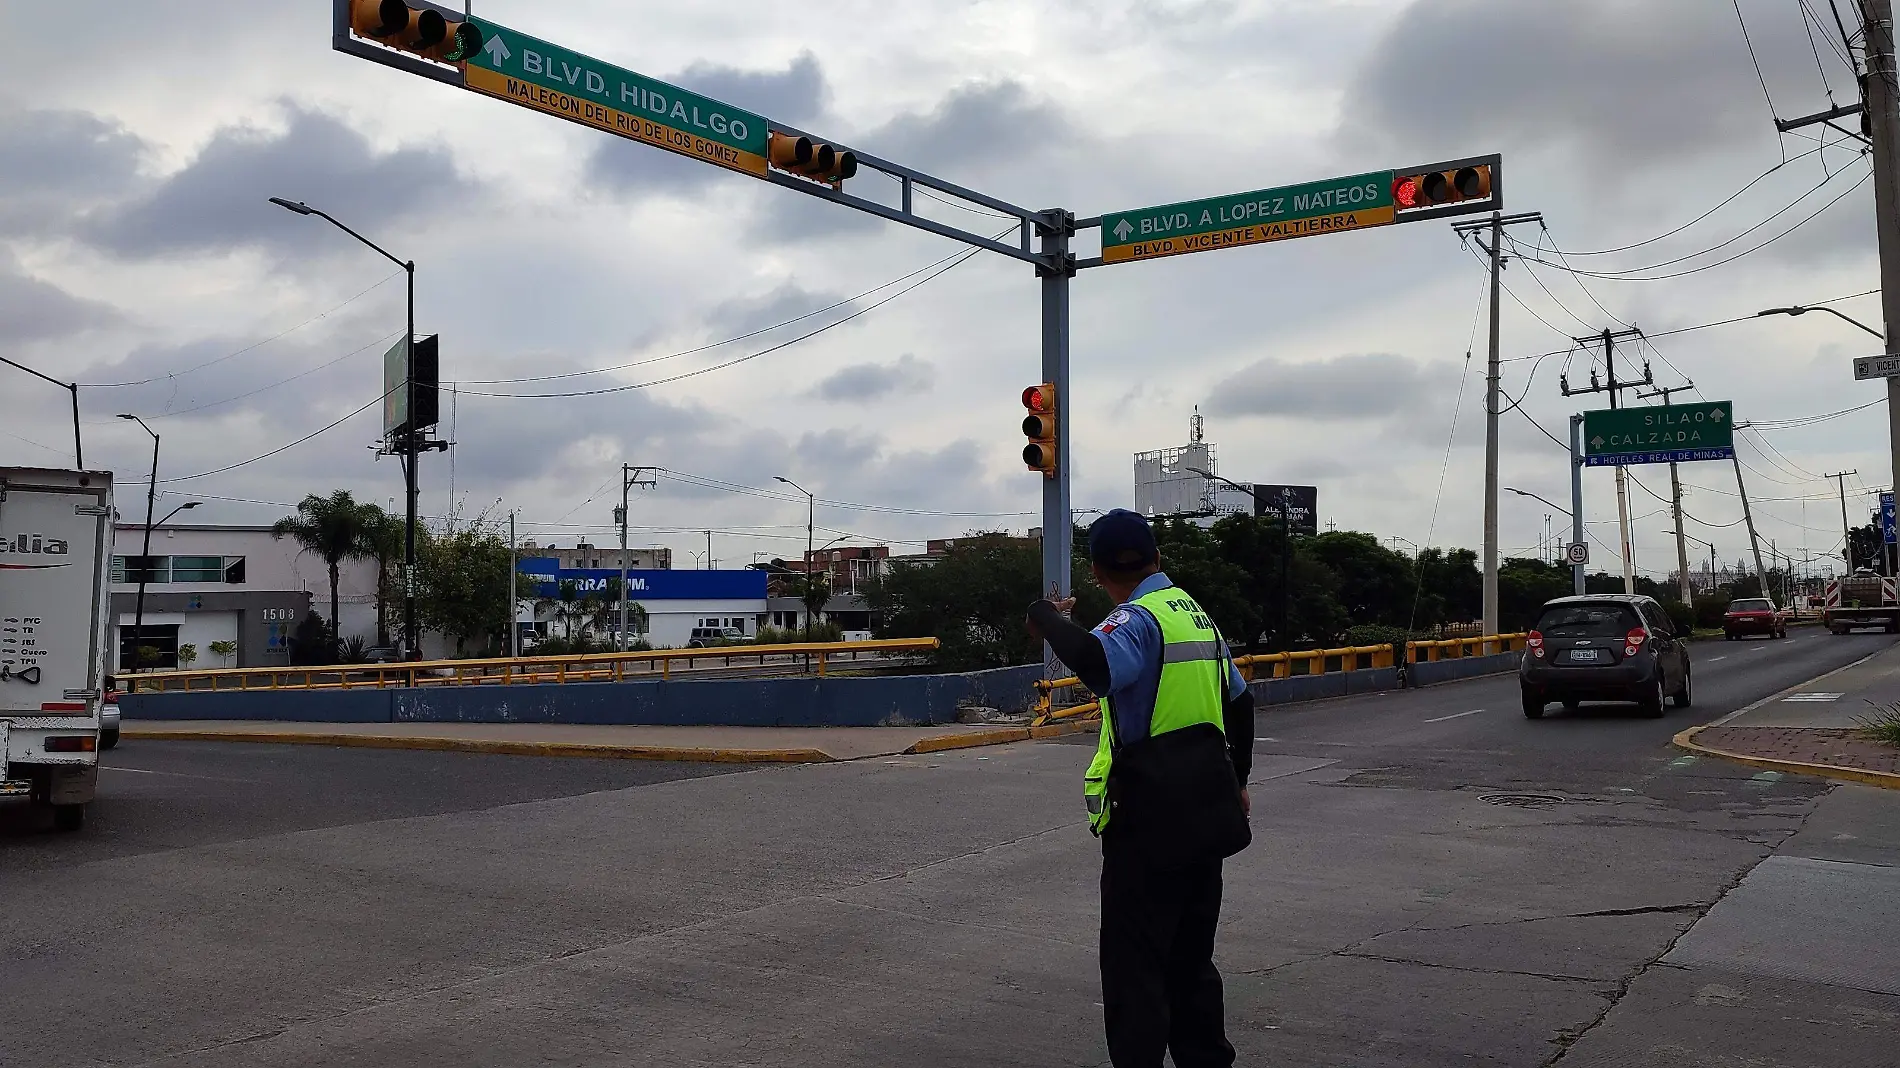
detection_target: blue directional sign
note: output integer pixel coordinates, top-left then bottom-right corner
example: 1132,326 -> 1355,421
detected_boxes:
1883,492 -> 1895,545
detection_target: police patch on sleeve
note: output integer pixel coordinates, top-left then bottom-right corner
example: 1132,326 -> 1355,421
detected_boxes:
1097,608 -> 1133,634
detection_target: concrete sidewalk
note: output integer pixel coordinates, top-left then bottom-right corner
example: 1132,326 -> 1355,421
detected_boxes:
1679,639 -> 1900,787
123,719 -> 1093,763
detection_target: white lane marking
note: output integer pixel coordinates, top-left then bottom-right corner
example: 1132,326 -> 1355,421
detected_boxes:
1707,656 -> 1728,662
1424,708 -> 1486,723
1782,693 -> 1844,703
101,765 -> 261,784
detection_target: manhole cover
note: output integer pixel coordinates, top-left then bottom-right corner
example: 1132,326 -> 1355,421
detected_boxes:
1480,793 -> 1567,807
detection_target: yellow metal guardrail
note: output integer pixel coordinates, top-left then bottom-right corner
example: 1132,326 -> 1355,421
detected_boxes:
1031,636 -> 1525,725
124,637 -> 941,694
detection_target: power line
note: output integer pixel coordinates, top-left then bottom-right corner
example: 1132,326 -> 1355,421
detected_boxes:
453,235 -> 1007,386
157,386 -> 396,484
658,468 -> 1038,518
140,329 -> 403,421
78,271 -> 404,388
1734,0 -> 1788,162
1499,287 -> 1879,363
1504,163 -> 1868,279
1539,146 -> 1830,257
458,243 -> 985,400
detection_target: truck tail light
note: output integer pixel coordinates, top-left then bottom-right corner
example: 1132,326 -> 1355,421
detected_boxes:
44,736 -> 97,753
1528,631 -> 1545,659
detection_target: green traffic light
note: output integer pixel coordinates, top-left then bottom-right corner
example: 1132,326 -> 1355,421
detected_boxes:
443,22 -> 484,62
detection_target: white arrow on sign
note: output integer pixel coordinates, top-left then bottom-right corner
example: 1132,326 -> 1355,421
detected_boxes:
1113,219 -> 1134,242
483,35 -> 511,64
1709,408 -> 1726,423
1590,435 -> 1606,449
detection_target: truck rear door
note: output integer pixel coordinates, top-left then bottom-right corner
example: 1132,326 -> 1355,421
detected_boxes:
1,470 -> 114,718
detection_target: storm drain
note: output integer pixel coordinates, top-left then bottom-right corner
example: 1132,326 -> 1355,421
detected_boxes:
1479,793 -> 1567,807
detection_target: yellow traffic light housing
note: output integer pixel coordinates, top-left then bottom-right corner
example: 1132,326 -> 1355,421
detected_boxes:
1022,384 -> 1058,477
351,1 -> 482,63
1393,165 -> 1493,211
770,132 -> 859,186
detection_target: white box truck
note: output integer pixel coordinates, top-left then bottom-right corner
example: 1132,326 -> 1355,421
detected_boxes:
1,468 -> 114,831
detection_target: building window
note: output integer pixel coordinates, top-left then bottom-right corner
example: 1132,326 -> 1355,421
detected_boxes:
119,624 -> 181,670
171,555 -> 225,582
223,557 -> 246,584
114,556 -> 170,584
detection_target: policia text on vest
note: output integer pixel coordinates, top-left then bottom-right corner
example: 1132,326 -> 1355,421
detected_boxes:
1027,544 -> 1255,1067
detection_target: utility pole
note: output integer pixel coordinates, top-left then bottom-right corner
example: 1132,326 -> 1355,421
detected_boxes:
1827,470 -> 1859,568
508,509 -> 518,658
1453,210 -> 1543,636
1569,414 -> 1587,595
1864,0 -> 1900,524
1561,327 -> 1650,593
1732,457 -> 1772,595
704,530 -> 714,570
616,465 -> 656,651
1639,383 -> 1697,605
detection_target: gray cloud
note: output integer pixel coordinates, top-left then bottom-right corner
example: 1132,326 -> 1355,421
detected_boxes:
861,81 -> 1069,177
0,107 -> 147,236
808,353 -> 935,402
587,53 -> 827,196
0,253 -> 121,342
1207,353 -> 1451,420
83,105 -> 472,259
1339,1 -> 1792,171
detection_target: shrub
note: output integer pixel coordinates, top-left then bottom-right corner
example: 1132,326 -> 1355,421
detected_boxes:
1663,600 -> 1695,636
1692,593 -> 1732,630
338,635 -> 371,663
1341,624 -> 1412,650
1857,702 -> 1900,748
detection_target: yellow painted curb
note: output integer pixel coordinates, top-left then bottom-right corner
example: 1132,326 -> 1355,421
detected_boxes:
121,728 -> 833,764
1673,725 -> 1900,791
902,719 -> 1095,755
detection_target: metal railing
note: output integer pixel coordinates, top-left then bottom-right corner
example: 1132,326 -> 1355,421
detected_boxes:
1031,636 -> 1527,725
1406,633 -> 1527,661
123,637 -> 941,694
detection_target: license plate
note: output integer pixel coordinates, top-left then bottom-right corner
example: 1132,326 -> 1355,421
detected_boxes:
1569,649 -> 1602,663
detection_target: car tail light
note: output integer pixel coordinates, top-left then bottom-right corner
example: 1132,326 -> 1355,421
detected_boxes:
1625,628 -> 1647,657
44,736 -> 97,753
1528,631 -> 1545,659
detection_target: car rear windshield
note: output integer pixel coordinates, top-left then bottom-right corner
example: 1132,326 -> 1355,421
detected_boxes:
1729,599 -> 1773,612
1535,604 -> 1640,637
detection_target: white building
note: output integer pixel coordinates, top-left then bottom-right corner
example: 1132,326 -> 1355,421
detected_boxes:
515,561 -> 768,649
109,523 -> 381,670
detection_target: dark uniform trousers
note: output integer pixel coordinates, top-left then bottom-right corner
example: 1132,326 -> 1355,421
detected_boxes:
1100,839 -> 1235,1068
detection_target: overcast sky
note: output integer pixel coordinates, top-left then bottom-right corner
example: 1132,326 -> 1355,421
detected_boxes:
0,0 -> 1887,577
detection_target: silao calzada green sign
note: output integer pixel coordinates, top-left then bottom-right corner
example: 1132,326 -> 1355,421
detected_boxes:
1583,402 -> 1734,467
1100,170 -> 1397,264
460,16 -> 771,178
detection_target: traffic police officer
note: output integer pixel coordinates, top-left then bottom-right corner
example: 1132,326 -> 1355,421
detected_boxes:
1027,508 -> 1255,1068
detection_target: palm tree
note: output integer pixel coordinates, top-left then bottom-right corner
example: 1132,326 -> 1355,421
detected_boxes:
535,578 -> 621,644
359,506 -> 403,647
272,491 -> 375,659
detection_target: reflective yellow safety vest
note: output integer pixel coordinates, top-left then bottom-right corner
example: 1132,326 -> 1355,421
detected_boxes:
1084,587 -> 1230,835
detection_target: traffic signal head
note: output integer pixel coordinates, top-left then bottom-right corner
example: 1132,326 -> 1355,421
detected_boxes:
350,1 -> 483,63
1021,384 -> 1057,476
1392,164 -> 1493,211
769,132 -> 859,185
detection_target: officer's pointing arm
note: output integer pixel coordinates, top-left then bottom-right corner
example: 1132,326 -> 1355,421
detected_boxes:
1026,600 -> 1112,695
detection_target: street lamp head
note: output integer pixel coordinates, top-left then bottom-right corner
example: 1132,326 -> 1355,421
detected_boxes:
1757,306 -> 1805,317
116,413 -> 136,420
773,476 -> 791,485
180,501 -> 200,510
269,197 -> 316,216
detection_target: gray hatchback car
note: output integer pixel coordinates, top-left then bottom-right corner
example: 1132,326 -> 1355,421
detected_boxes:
1520,594 -> 1692,719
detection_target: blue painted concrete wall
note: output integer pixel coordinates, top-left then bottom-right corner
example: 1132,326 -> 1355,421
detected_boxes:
1408,651 -> 1522,688
122,663 -> 1045,727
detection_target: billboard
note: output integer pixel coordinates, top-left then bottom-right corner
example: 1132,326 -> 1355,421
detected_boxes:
514,562 -> 768,601
382,335 -> 441,437
1252,484 -> 1319,537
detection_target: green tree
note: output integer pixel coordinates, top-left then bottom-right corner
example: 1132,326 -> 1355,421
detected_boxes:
1414,547 -> 1482,628
866,533 -> 1111,670
795,572 -> 832,641
1498,558 -> 1573,631
272,490 -> 376,659
534,577 -> 621,646
359,505 -> 403,647
1150,518 -> 1263,647
415,521 -> 517,655
1304,531 -> 1416,629
1206,513 -> 1346,649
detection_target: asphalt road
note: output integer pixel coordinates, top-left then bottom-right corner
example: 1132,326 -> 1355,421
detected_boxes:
1,626 -> 1893,1067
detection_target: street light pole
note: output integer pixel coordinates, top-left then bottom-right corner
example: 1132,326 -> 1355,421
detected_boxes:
776,477 -> 815,641
1,356 -> 84,467
270,197 -> 423,658
117,415 -> 159,672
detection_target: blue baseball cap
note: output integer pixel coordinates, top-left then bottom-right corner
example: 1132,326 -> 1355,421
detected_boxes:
1089,509 -> 1158,570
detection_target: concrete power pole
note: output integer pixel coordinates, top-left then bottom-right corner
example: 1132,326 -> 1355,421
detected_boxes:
1639,383 -> 1697,604
1732,457 -> 1772,594
1828,470 -> 1860,567
1867,0 -> 1900,518
1453,211 -> 1543,636
1561,327 -> 1649,593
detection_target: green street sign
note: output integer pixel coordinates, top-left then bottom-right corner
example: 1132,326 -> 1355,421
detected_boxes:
460,16 -> 771,177
1583,402 -> 1734,466
1101,170 -> 1396,264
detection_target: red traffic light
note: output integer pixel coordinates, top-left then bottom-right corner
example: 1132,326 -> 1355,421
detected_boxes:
1021,383 -> 1057,476
1393,165 -> 1493,211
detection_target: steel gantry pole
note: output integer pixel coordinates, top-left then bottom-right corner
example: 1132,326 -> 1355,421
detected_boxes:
1038,209 -> 1076,632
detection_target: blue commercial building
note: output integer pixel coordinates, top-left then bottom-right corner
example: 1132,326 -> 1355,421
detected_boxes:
516,561 -> 769,648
